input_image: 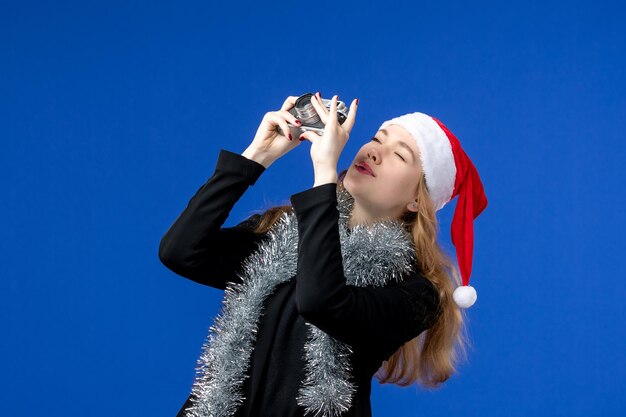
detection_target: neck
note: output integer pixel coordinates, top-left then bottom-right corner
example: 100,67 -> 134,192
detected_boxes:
348,200 -> 393,230
338,184 -> 404,231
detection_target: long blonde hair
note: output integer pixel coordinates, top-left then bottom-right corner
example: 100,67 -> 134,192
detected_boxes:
248,169 -> 470,390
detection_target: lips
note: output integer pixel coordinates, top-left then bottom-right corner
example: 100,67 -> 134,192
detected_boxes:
355,161 -> 375,176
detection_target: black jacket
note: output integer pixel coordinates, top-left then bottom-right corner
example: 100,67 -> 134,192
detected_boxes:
159,149 -> 441,417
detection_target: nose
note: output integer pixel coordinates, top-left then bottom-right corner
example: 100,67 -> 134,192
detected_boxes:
367,147 -> 379,163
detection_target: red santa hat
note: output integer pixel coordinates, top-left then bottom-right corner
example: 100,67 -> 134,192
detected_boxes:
379,112 -> 488,309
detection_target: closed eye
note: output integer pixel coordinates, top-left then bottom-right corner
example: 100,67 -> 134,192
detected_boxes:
370,137 -> 406,161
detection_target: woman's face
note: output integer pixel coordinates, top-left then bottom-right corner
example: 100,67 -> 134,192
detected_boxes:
343,124 -> 424,223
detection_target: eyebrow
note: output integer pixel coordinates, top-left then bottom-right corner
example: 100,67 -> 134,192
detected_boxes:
379,128 -> 416,163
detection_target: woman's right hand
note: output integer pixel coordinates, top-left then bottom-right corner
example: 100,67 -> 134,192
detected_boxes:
242,96 -> 303,168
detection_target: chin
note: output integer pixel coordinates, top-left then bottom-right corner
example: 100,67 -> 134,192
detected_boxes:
343,177 -> 367,201
344,169 -> 371,190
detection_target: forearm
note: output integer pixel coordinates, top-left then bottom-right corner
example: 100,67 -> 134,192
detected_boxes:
290,183 -> 347,315
159,149 -> 265,265
241,146 -> 276,169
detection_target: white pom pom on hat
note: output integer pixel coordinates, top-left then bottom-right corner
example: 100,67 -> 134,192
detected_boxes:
453,285 -> 478,309
378,113 -> 488,309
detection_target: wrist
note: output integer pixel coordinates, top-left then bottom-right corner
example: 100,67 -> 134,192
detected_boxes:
241,146 -> 274,168
313,166 -> 338,187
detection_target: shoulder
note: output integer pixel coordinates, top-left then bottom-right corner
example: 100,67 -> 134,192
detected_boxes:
235,212 -> 263,231
396,270 -> 442,329
221,213 -> 267,248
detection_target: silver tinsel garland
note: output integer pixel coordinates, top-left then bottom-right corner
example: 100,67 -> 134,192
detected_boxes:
184,186 -> 417,417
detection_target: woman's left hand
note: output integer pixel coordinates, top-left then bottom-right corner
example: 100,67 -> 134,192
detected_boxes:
298,93 -> 359,171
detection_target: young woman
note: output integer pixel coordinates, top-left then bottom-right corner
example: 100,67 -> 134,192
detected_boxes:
159,93 -> 488,417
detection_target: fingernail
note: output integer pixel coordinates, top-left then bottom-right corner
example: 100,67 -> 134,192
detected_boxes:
299,136 -> 305,142
356,98 -> 359,105
289,133 -> 293,141
295,120 -> 302,125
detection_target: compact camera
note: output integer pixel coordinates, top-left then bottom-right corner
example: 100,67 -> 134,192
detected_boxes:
283,93 -> 349,138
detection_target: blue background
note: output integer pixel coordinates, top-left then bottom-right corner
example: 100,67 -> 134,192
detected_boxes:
2,1 -> 624,416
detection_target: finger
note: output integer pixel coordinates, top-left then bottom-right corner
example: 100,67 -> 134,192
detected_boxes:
280,96 -> 299,111
278,109 -> 302,127
328,95 -> 338,125
298,130 -> 319,143
310,94 -> 329,124
268,113 -> 293,141
342,98 -> 359,133
315,91 -> 326,107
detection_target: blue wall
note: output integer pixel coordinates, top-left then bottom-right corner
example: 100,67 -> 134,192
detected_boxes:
1,1 -> 624,415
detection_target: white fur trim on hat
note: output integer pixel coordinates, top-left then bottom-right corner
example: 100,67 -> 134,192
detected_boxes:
379,112 -> 456,211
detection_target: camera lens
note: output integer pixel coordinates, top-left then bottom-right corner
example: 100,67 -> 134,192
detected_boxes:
293,93 -> 321,125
